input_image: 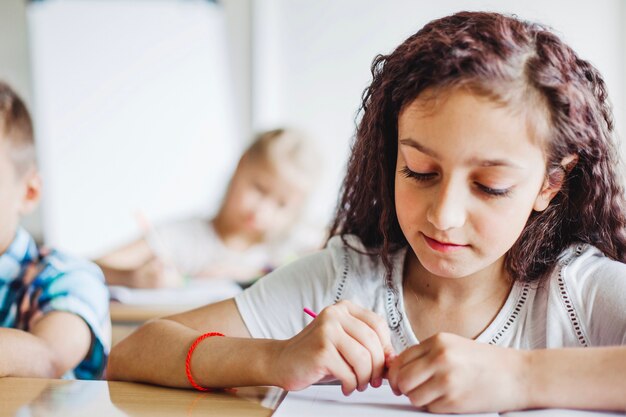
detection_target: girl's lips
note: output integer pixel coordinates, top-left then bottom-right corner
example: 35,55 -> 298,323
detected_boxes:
422,233 -> 468,253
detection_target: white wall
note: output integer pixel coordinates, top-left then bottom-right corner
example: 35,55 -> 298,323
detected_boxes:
28,0 -> 242,257
0,0 -> 42,241
252,0 -> 626,227
222,0 -> 253,142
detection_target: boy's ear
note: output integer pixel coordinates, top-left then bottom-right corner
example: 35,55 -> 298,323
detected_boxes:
19,168 -> 42,215
534,154 -> 578,212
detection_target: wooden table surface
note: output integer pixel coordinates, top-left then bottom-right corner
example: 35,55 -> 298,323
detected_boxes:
1,377 -> 623,416
109,302 -> 192,323
0,377 -> 283,417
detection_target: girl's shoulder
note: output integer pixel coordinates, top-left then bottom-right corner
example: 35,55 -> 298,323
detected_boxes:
556,243 -> 626,286
548,243 -> 626,346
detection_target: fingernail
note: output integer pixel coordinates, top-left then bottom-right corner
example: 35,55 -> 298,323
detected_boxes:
372,377 -> 382,388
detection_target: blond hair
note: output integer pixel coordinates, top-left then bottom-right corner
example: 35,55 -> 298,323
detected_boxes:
244,128 -> 319,189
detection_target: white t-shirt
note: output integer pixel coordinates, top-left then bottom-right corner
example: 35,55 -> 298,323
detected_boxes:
235,235 -> 626,352
151,217 -> 319,278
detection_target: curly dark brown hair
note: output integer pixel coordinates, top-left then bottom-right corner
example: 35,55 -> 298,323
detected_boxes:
328,11 -> 626,284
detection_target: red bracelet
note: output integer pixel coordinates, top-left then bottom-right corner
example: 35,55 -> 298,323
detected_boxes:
185,332 -> 225,391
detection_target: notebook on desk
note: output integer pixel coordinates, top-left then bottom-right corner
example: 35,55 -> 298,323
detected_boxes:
272,384 -> 498,417
108,278 -> 242,306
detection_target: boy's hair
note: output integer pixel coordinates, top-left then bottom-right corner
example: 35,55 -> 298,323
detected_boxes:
244,128 -> 319,189
329,11 -> 626,283
0,81 -> 36,176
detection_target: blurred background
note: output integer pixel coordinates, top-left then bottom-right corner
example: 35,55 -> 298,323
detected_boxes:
0,0 -> 624,258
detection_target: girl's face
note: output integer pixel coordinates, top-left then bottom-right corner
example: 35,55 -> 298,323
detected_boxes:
395,89 -> 553,279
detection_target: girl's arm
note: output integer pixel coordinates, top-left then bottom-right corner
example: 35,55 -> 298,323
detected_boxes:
107,298 -> 276,387
107,299 -> 395,393
527,346 -> 626,410
386,333 -> 626,413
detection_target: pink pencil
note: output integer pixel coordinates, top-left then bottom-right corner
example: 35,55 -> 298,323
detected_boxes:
303,308 -> 317,318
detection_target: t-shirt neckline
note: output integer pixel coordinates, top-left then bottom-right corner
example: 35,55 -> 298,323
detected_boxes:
389,248 -> 526,348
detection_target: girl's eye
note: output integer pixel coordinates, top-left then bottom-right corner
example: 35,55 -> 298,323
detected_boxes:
401,166 -> 513,198
400,166 -> 437,181
475,183 -> 512,198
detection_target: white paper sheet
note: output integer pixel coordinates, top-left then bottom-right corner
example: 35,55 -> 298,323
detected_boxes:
108,279 -> 241,306
272,384 -> 498,417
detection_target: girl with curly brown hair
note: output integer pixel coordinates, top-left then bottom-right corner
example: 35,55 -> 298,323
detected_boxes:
108,11 -> 626,413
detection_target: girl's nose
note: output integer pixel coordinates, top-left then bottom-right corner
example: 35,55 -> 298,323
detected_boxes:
426,181 -> 467,231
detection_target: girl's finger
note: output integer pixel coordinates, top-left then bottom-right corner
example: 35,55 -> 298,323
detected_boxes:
333,331 -> 373,392
395,352 -> 438,396
343,302 -> 395,356
394,340 -> 430,367
324,348 -> 359,396
405,374 -> 445,409
342,301 -> 395,385
387,344 -> 431,394
341,314 -> 386,386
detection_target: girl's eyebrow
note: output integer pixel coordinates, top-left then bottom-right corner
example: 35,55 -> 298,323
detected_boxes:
400,138 -> 439,158
399,137 -> 524,169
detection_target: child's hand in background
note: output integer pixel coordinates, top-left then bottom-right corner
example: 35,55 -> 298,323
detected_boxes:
272,300 -> 395,396
386,332 -> 528,413
130,256 -> 183,288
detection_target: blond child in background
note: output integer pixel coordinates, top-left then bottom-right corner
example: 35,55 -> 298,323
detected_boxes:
0,81 -> 110,379
97,128 -> 321,288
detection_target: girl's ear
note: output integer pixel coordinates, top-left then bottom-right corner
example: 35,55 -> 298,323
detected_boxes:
533,154 -> 578,212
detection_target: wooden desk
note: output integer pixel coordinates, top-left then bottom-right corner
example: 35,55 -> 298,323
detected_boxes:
1,377 -> 622,416
110,302 -> 195,346
0,377 -> 283,417
109,302 -> 192,323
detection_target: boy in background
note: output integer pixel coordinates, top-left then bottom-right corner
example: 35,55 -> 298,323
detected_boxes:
0,81 -> 110,379
97,128 -> 321,288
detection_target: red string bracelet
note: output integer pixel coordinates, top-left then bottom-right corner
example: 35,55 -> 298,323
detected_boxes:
185,332 -> 225,391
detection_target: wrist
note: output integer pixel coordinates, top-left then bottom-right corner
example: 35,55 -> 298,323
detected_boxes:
516,349 -> 534,409
266,339 -> 289,389
186,332 -> 225,391
521,349 -> 553,409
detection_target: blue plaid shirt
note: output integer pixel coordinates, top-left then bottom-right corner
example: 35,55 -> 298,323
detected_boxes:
0,227 -> 110,379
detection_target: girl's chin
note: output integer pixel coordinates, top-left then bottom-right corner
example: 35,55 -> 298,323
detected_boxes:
414,252 -> 476,279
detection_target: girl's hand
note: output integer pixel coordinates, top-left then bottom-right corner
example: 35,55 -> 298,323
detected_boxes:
386,332 -> 529,413
273,300 -> 395,395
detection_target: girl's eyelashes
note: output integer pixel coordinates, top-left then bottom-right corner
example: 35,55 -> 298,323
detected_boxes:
399,166 -> 513,198
475,183 -> 513,198
399,166 -> 436,181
